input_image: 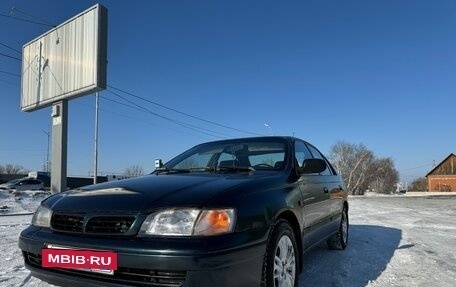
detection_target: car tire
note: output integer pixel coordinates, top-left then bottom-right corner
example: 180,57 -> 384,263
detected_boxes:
261,219 -> 299,287
327,207 -> 349,250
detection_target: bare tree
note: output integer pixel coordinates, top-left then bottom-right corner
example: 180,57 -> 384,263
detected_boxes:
124,165 -> 145,177
328,141 -> 399,195
409,177 -> 428,191
3,164 -> 27,174
328,141 -> 374,195
366,158 -> 399,194
0,165 -> 5,174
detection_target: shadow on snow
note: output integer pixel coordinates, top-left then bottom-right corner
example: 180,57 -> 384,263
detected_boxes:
299,224 -> 402,287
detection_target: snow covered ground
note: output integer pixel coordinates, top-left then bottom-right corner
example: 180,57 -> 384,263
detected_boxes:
1,190 -> 455,287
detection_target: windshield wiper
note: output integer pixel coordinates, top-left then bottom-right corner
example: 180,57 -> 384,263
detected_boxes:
187,166 -> 256,173
155,167 -> 219,174
156,166 -> 255,174
155,167 -> 191,174
188,167 -> 217,172
217,166 -> 256,172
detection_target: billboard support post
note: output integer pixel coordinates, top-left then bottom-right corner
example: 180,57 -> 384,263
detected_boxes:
51,100 -> 68,194
93,92 -> 99,184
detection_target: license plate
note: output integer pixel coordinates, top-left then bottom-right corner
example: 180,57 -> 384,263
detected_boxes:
42,244 -> 117,275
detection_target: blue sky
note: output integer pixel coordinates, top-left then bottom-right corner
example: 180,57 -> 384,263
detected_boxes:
1,0 -> 455,183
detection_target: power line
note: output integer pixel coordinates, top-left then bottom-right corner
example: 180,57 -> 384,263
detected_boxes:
0,42 -> 22,55
400,163 -> 433,172
0,70 -> 20,77
0,13 -> 53,27
1,7 -> 259,138
105,90 -> 230,139
10,6 -> 56,27
0,61 -> 260,138
1,5 -> 258,138
108,85 -> 262,136
0,77 -> 19,87
0,52 -> 21,61
102,99 -> 215,140
72,98 -> 215,141
105,90 -> 230,138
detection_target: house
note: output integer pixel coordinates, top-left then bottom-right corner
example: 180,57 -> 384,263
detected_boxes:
426,153 -> 456,192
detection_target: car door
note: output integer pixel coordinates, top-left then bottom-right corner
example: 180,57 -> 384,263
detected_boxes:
306,144 -> 345,220
15,179 -> 28,191
28,179 -> 43,190
294,141 -> 331,244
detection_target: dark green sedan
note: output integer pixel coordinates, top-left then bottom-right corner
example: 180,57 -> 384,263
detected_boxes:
19,136 -> 348,287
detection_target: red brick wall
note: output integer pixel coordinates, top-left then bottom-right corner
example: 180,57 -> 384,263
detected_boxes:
428,175 -> 456,192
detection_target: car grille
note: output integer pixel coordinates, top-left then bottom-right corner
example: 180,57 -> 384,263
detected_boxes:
86,216 -> 135,233
52,214 -> 84,232
23,251 -> 187,287
51,213 -> 136,235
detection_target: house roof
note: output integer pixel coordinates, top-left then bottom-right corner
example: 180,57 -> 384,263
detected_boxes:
426,153 -> 456,177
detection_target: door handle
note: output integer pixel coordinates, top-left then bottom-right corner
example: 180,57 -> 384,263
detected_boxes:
323,187 -> 329,193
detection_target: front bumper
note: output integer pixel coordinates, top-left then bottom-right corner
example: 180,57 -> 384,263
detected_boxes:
18,226 -> 267,287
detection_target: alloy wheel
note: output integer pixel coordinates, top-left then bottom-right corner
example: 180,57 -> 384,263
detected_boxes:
273,235 -> 296,287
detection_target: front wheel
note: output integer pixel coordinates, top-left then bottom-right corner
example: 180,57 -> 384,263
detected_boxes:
262,220 -> 299,287
327,207 -> 349,250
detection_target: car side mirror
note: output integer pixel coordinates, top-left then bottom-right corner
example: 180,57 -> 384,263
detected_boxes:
300,158 -> 327,174
155,159 -> 163,168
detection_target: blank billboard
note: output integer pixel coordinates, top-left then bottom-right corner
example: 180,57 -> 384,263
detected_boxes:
21,4 -> 107,112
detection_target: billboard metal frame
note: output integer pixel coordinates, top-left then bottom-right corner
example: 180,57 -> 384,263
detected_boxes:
21,3 -> 107,112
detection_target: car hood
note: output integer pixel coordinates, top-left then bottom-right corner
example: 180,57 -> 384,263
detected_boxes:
43,172 -> 281,213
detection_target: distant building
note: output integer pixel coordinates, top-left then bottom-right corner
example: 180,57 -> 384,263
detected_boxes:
426,153 -> 456,192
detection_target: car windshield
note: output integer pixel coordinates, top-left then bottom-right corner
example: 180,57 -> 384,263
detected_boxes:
164,138 -> 287,172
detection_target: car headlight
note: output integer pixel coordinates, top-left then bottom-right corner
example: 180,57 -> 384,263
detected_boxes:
31,205 -> 52,228
139,208 -> 236,236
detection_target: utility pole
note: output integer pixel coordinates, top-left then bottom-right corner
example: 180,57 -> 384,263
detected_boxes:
43,130 -> 50,172
264,123 -> 272,136
93,92 -> 99,184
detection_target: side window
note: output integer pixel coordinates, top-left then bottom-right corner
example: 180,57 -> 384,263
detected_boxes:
294,141 -> 312,168
306,144 -> 333,175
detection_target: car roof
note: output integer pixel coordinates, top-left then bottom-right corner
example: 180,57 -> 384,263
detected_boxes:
194,136 -> 302,147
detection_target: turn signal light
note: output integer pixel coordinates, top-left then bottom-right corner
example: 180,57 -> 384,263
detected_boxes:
194,209 -> 235,236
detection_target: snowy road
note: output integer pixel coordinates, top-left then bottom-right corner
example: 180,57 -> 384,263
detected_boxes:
302,196 -> 456,286
1,195 -> 455,286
